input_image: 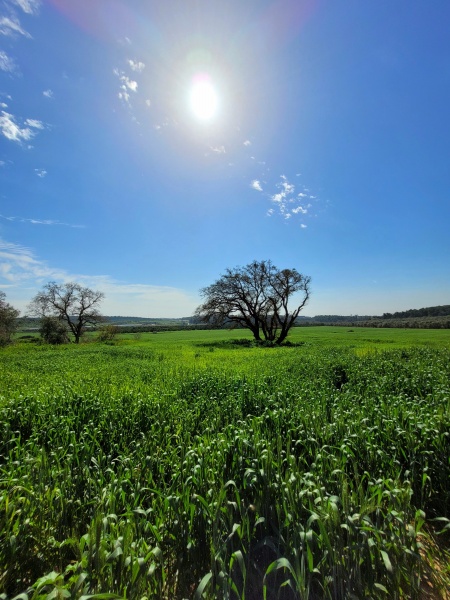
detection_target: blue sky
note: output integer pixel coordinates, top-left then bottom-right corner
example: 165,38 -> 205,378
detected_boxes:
1,0 -> 449,317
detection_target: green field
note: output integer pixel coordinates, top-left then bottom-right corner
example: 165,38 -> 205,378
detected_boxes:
1,328 -> 450,599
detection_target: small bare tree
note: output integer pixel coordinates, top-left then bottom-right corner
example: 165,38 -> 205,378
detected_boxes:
28,282 -> 104,344
195,260 -> 311,345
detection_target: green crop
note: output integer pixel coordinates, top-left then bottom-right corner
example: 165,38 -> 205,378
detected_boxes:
1,329 -> 449,598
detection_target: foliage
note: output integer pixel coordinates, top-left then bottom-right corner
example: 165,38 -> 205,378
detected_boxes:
97,323 -> 120,342
0,332 -> 450,598
195,260 -> 311,344
39,316 -> 70,344
28,281 -> 104,344
0,290 -> 19,346
383,304 -> 450,319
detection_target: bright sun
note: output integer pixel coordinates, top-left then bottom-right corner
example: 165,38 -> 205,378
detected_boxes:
189,75 -> 218,121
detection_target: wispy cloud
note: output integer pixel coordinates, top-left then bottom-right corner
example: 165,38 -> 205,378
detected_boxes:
251,180 -> 263,192
243,140 -> 251,146
9,0 -> 40,15
25,118 -> 44,129
128,59 -> 145,72
0,15 -> 31,37
0,238 -> 198,317
210,145 -> 226,154
0,239 -> 66,284
0,110 -> 43,143
0,50 -> 16,72
0,214 -> 83,227
43,89 -> 53,98
34,168 -> 46,177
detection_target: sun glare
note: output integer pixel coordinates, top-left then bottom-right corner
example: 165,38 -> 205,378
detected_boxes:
189,76 -> 218,121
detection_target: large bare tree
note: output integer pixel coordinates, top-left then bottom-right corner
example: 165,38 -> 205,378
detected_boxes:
28,282 -> 104,344
195,260 -> 311,345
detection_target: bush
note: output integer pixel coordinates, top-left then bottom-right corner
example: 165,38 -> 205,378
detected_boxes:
40,317 -> 70,345
97,324 -> 120,342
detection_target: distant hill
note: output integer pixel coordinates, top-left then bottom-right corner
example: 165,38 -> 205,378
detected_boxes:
382,305 -> 450,319
17,304 -> 450,331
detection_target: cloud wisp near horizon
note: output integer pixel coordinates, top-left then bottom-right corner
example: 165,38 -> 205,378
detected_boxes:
0,238 -> 199,317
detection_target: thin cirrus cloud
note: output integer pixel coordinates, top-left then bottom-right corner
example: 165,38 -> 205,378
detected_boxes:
0,50 -> 16,72
0,15 -> 31,37
9,0 -> 40,15
0,214 -> 83,228
34,168 -> 46,177
42,89 -> 53,98
0,238 -> 199,317
210,145 -> 226,154
0,238 -> 67,284
0,110 -> 44,142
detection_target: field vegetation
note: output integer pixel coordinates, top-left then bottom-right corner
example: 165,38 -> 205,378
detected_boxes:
1,327 -> 450,599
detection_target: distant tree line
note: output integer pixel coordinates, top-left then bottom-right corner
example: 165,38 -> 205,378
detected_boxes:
382,305 -> 450,319
297,316 -> 450,329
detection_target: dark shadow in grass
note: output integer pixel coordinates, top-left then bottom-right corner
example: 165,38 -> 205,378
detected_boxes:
196,339 -> 306,349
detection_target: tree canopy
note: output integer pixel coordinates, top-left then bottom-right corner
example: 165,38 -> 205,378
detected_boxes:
195,260 -> 311,345
28,282 -> 104,344
0,291 -> 20,346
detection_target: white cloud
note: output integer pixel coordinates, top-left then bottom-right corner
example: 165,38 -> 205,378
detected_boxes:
114,69 -> 137,91
25,118 -> 44,129
272,193 -> 283,203
210,145 -> 226,154
0,16 -> 30,37
128,59 -> 145,72
10,0 -> 40,14
118,91 -> 130,104
266,174 -> 317,223
0,50 -> 16,72
0,238 -> 199,317
292,205 -> 308,214
251,180 -> 263,192
0,111 -> 37,142
123,76 -> 137,92
0,214 -> 83,227
43,89 -> 53,98
34,168 -> 46,177
0,239 -> 66,284
300,224 -> 307,228
114,69 -> 139,106
243,140 -> 251,146
145,99 -> 151,107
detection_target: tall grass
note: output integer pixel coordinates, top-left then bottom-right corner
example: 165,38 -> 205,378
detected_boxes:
1,336 -> 449,598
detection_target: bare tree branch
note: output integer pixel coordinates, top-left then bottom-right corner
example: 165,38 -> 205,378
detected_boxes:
28,282 -> 104,343
195,260 -> 311,344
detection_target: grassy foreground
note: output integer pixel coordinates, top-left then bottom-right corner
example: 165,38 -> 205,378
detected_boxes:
1,327 -> 450,599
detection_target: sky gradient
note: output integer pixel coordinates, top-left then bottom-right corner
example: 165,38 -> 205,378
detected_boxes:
1,0 -> 449,317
